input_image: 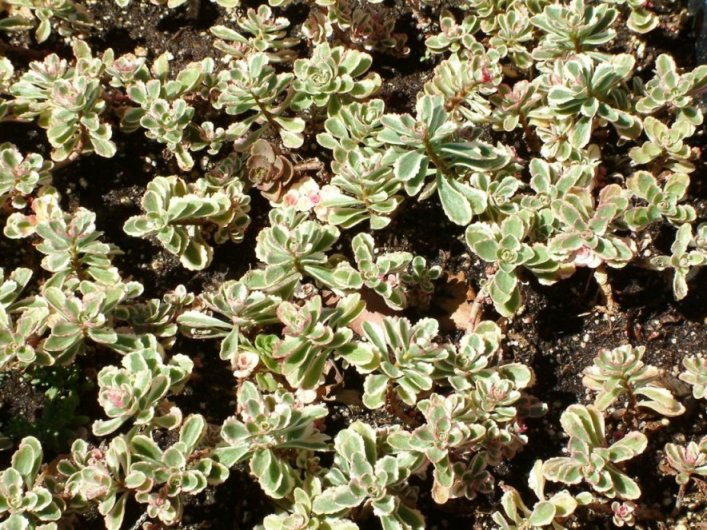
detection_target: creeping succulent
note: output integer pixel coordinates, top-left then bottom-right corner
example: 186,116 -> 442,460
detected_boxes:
679,356 -> 707,400
543,405 -> 647,499
0,436 -> 62,529
341,316 -> 448,409
312,422 -> 425,530
582,344 -> 685,417
291,43 -> 381,113
215,382 -> 329,498
93,337 -> 193,436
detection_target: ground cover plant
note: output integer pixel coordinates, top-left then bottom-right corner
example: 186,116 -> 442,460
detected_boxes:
0,0 -> 705,528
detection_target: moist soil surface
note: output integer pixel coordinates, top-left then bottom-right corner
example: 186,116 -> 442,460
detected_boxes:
0,0 -> 706,529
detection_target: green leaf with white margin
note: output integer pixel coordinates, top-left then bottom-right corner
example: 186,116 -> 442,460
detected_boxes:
437,175 -> 472,225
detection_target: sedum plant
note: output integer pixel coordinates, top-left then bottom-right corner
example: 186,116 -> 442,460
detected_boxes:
541,53 -> 640,148
379,95 -> 511,225
92,336 -> 193,436
215,382 -> 329,498
387,393 -> 488,504
548,185 -> 635,273
423,49 -> 502,126
59,435 -> 133,530
0,145 -> 53,210
271,294 -> 363,389
629,117 -> 696,174
466,212 -> 558,316
351,233 -> 412,310
127,415 -> 229,525
0,436 -> 62,530
312,421 -> 424,530
424,11 -> 480,56
123,175 -> 231,271
5,191 -> 121,286
211,4 -> 299,63
177,280 -> 280,367
648,223 -> 706,300
624,171 -> 695,231
492,460 -> 579,530
530,0 -> 617,61
9,41 -> 116,161
679,356 -> 707,400
316,99 -> 386,163
340,316 -> 448,409
635,54 -> 707,126
543,405 -> 647,500
0,268 -> 50,371
215,53 -> 305,148
258,477 -> 357,530
40,280 -> 142,365
245,207 -> 361,296
320,151 -> 402,230
291,43 -> 381,113
663,436 -> 707,487
582,344 -> 685,417
118,53 -> 224,170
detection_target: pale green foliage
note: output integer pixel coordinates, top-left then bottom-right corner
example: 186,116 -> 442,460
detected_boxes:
9,41 -> 115,160
325,0 -> 409,56
93,336 -> 193,436
629,117 -> 696,174
40,280 -> 142,365
530,0 -> 617,61
351,233 -> 412,310
488,9 -> 533,69
215,53 -> 305,148
424,11 -> 480,55
423,49 -> 502,126
128,415 -> 229,525
542,53 -> 640,147
312,422 -> 425,530
611,0 -> 658,33
549,185 -> 635,270
664,436 -> 707,485
379,95 -> 511,225
489,80 -> 541,132
211,4 -> 299,63
59,436 -> 133,530
321,151 -> 403,230
0,268 -> 48,370
340,316 -> 448,408
582,344 -> 685,416
271,294 -> 363,389
215,382 -> 329,498
2,0 -> 90,44
177,280 -> 280,366
466,212 -> 558,316
0,145 -> 52,210
291,43 -> 381,113
624,171 -> 695,230
635,54 -> 707,125
123,175 -> 237,271
0,437 -> 62,530
258,477 -> 358,530
649,223 -> 706,300
317,99 -> 385,162
492,461 -> 578,530
543,405 -> 647,499
245,207 -> 361,295
5,191 -> 121,285
114,285 -> 194,345
387,393 -> 489,504
679,356 -> 707,400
